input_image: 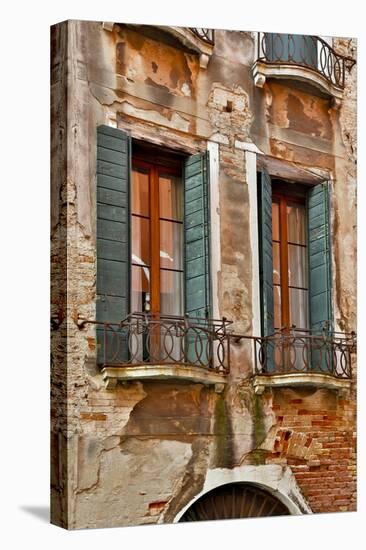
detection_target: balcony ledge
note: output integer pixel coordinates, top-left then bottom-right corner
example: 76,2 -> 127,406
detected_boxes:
252,372 -> 351,395
157,27 -> 214,68
252,60 -> 343,107
102,23 -> 214,69
102,364 -> 227,391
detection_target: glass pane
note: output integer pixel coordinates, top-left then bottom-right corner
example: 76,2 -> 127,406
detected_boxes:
272,202 -> 280,240
131,265 -> 150,313
160,220 -> 183,270
159,175 -> 183,221
160,269 -> 183,316
273,242 -> 281,285
274,285 -> 281,330
287,203 -> 306,244
132,216 -> 150,266
264,34 -> 317,68
132,169 -> 149,216
288,244 -> 308,288
289,288 -> 309,330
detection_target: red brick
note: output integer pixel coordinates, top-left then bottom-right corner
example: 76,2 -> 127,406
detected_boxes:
80,412 -> 107,421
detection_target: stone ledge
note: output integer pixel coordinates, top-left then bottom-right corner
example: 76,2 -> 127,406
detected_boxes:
252,372 -> 351,395
252,60 -> 343,106
102,364 -> 227,391
102,23 -> 214,69
160,27 -> 214,68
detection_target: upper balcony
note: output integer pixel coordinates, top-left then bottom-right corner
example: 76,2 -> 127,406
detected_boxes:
252,32 -> 356,105
102,23 -> 216,68
159,27 -> 215,67
78,314 -> 355,394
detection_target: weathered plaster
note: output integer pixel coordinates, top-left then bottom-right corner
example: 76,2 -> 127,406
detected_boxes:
51,21 -> 357,528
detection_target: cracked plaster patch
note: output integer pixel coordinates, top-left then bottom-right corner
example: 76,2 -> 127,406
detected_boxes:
207,83 -> 252,145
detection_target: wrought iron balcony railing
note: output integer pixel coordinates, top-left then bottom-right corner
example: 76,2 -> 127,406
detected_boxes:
249,329 -> 355,379
87,313 -> 231,375
189,28 -> 215,45
77,314 -> 355,382
257,32 -> 355,90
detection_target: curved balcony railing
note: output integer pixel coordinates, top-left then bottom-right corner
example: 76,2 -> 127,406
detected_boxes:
257,32 -> 355,89
81,313 -> 231,375
76,315 -> 355,382
249,328 -> 355,379
190,28 -> 215,45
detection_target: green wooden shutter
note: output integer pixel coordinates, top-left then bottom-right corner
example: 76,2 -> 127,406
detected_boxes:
184,152 -> 211,320
308,182 -> 332,372
258,169 -> 275,372
184,152 -> 211,366
308,182 -> 332,332
96,125 -> 130,364
259,169 -> 274,336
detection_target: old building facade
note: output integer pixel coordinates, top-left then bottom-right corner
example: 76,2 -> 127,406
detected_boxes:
51,21 -> 357,528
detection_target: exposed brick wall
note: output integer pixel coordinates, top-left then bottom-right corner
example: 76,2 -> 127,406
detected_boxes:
266,386 -> 356,513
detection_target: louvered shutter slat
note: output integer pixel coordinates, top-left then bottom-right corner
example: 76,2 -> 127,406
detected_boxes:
96,125 -> 130,364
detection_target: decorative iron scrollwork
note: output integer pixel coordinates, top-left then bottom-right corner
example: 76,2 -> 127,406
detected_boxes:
96,312 -> 230,374
190,28 -> 215,45
257,33 -> 356,89
253,329 -> 355,379
78,314 -> 355,381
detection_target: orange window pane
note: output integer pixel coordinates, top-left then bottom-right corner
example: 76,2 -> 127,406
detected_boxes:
288,244 -> 308,288
159,175 -> 183,221
132,169 -> 149,216
289,288 -> 309,330
272,202 -> 280,240
274,285 -> 281,330
159,220 -> 183,270
132,216 -> 150,266
160,269 -> 183,316
273,242 -> 281,285
287,203 -> 306,244
131,265 -> 150,313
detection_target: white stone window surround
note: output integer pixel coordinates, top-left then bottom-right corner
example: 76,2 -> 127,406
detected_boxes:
98,122 -> 224,387
106,121 -> 221,324
246,153 -> 350,393
247,149 -> 337,338
207,141 -> 221,321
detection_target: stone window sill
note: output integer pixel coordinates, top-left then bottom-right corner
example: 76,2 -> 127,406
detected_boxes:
102,364 -> 226,392
252,372 -> 351,395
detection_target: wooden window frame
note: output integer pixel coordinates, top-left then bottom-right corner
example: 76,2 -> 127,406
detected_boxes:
131,156 -> 183,316
272,191 -> 308,331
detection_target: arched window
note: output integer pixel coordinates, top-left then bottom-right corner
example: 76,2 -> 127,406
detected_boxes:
179,483 -> 290,521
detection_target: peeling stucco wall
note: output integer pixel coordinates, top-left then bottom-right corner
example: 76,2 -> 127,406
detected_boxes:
51,21 -> 357,529
332,38 -> 357,334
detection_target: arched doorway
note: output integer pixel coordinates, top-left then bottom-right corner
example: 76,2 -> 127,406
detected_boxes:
179,483 -> 290,522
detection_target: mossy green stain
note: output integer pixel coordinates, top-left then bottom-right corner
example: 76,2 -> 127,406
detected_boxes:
247,449 -> 268,465
214,395 -> 232,468
253,395 -> 266,449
